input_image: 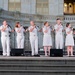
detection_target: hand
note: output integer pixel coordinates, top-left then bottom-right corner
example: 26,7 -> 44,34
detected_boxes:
4,25 -> 8,29
57,26 -> 61,31
45,30 -> 48,33
33,25 -> 36,28
11,30 -> 14,32
1,25 -> 7,31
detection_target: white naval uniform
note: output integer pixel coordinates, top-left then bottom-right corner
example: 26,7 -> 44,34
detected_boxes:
43,26 -> 52,46
28,26 -> 39,56
54,24 -> 63,49
15,27 -> 25,48
65,28 -> 74,46
0,25 -> 11,56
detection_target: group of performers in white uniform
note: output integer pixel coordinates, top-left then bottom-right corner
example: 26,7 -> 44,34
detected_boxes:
0,18 -> 74,57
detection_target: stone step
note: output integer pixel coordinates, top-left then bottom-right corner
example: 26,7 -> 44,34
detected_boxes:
0,61 -> 69,65
0,66 -> 75,70
0,64 -> 75,66
0,57 -> 75,75
0,64 -> 75,70
0,69 -> 75,72
0,57 -> 75,65
0,57 -> 74,75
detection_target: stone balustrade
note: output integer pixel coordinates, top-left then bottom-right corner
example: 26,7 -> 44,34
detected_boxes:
64,15 -> 75,22
0,10 -> 64,22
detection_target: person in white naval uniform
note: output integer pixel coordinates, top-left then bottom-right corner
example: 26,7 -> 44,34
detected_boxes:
0,20 -> 14,56
54,18 -> 64,49
43,21 -> 52,56
28,21 -> 39,56
15,22 -> 25,48
65,23 -> 74,56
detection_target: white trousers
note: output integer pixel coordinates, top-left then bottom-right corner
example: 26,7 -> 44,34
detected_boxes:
55,34 -> 63,49
1,36 -> 10,56
16,36 -> 24,48
30,36 -> 38,56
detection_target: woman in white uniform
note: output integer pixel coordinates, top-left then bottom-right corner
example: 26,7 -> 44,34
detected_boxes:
15,22 -> 25,48
0,20 -> 13,56
43,21 -> 52,56
54,18 -> 64,49
28,21 -> 39,56
65,23 -> 74,56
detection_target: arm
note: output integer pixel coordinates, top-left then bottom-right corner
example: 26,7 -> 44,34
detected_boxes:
0,25 -> 7,32
11,29 -> 15,32
15,27 -> 23,33
67,30 -> 73,34
38,28 -> 42,32
54,25 -> 61,32
43,27 -> 48,33
66,28 -> 72,34
55,27 -> 60,31
28,26 -> 35,32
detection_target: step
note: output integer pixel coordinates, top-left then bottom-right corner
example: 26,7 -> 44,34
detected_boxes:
0,70 -> 75,74
0,57 -> 75,75
0,64 -> 75,70
0,69 -> 75,72
0,57 -> 75,65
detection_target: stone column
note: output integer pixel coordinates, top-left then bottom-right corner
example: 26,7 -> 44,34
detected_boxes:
21,0 -> 36,14
49,0 -> 64,16
3,0 -> 8,10
30,0 -> 36,14
0,0 -> 4,9
21,0 -> 31,13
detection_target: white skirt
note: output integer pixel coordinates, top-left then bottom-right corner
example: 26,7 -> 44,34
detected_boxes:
65,34 -> 74,46
43,35 -> 52,46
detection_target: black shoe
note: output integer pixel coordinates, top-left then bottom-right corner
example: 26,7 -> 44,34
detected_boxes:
34,54 -> 40,57
31,55 -> 34,57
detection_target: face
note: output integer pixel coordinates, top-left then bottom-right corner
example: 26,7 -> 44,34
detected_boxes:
68,24 -> 71,28
57,20 -> 61,25
30,21 -> 34,26
18,23 -> 21,27
45,22 -> 49,27
3,21 -> 7,26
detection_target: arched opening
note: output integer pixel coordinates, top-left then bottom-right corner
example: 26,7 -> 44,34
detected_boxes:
64,0 -> 75,14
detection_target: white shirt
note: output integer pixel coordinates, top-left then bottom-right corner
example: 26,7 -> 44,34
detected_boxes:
43,26 -> 52,35
0,25 -> 11,37
54,24 -> 63,35
66,28 -> 73,35
28,26 -> 39,36
15,27 -> 25,36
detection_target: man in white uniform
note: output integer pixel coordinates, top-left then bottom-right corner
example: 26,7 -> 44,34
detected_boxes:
28,21 -> 39,56
54,18 -> 64,49
0,20 -> 12,56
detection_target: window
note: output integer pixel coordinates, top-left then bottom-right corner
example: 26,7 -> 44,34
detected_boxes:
64,0 -> 75,14
64,3 -> 74,14
8,0 -> 21,12
36,0 -> 49,15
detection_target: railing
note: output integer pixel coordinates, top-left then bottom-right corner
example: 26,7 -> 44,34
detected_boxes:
64,15 -> 75,22
0,10 -> 64,22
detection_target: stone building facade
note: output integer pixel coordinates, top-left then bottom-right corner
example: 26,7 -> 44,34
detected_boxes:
0,0 -> 75,51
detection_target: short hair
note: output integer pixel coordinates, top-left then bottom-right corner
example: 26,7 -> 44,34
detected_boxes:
56,18 -> 61,20
44,21 -> 48,25
66,23 -> 70,27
